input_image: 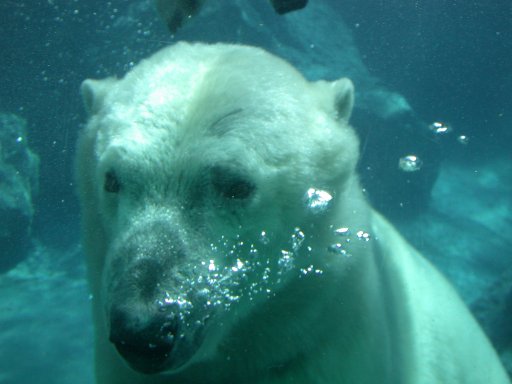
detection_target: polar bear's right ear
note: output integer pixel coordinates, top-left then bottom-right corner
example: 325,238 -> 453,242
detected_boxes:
331,77 -> 354,122
81,78 -> 117,115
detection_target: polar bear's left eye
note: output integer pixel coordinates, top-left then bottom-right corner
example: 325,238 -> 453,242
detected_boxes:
211,166 -> 255,201
104,170 -> 121,193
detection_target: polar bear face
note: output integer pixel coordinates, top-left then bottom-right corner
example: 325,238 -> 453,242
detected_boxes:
79,43 -> 360,376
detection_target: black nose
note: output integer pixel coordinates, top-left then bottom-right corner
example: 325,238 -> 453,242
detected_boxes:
109,308 -> 178,374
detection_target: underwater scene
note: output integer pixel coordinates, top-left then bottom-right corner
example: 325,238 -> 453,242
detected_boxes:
0,1 -> 511,383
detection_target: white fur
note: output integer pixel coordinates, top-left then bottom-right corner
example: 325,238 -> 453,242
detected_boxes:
77,42 -> 510,384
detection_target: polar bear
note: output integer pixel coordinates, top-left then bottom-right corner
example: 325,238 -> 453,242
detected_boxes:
76,42 -> 510,384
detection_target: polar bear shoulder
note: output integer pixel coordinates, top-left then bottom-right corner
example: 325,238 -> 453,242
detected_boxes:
372,212 -> 510,383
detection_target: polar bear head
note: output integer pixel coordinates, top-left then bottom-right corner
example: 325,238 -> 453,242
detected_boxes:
78,43 -> 363,377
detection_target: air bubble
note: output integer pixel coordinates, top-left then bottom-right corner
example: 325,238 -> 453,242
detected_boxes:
305,188 -> 333,214
334,227 -> 350,236
278,250 -> 294,272
231,259 -> 245,272
259,230 -> 270,245
328,243 -> 348,256
262,267 -> 271,281
300,264 -> 324,276
457,135 -> 469,145
398,155 -> 423,172
291,227 -> 305,251
196,288 -> 210,299
356,230 -> 371,241
429,121 -> 452,135
163,294 -> 191,308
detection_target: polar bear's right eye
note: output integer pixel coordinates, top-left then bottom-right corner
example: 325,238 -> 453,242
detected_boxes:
211,166 -> 255,201
104,170 -> 121,193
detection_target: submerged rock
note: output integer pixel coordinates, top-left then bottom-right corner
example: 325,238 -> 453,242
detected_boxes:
0,113 -> 39,272
155,0 -> 308,33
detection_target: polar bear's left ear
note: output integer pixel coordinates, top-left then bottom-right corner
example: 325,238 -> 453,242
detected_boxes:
81,77 -> 117,115
331,77 -> 354,121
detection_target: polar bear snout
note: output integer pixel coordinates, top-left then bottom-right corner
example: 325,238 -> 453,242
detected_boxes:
104,216 -> 211,373
106,256 -> 183,374
109,306 -> 177,374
